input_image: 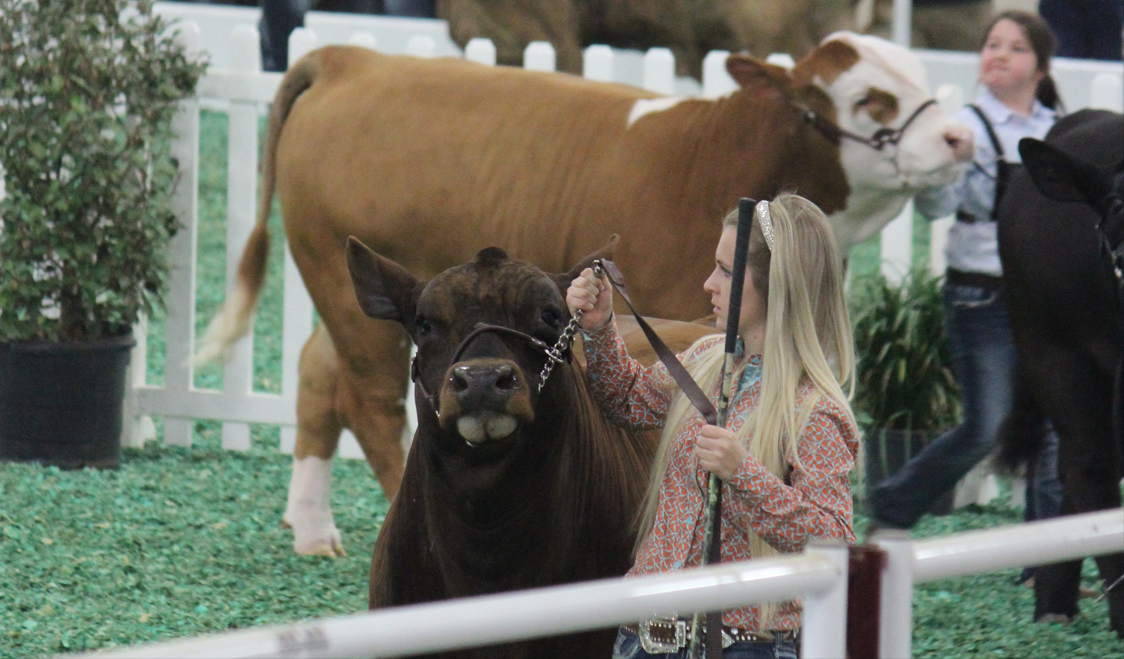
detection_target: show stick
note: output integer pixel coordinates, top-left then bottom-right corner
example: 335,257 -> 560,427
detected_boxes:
688,197 -> 754,659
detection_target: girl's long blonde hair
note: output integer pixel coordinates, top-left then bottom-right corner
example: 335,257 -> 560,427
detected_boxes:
634,194 -> 858,622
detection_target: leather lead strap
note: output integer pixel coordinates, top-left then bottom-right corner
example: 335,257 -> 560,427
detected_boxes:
598,260 -> 718,426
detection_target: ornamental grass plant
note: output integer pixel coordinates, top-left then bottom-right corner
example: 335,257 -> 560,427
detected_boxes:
850,266 -> 961,433
850,266 -> 962,506
0,0 -> 205,342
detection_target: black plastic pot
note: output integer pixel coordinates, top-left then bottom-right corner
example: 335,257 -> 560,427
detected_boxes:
863,427 -> 954,516
0,334 -> 135,469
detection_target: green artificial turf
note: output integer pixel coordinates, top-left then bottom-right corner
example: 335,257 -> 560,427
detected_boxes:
0,434 -> 387,658
2,110 -> 1121,659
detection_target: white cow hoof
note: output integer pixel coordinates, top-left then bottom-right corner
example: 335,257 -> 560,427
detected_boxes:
285,516 -> 346,557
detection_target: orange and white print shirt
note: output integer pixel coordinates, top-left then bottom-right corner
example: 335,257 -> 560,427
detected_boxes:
582,322 -> 859,632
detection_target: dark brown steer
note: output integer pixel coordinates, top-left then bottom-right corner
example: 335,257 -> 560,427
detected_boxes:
348,237 -> 710,657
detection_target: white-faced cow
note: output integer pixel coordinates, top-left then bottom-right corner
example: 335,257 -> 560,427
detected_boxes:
996,109 -> 1124,637
196,32 -> 972,555
350,237 -> 711,657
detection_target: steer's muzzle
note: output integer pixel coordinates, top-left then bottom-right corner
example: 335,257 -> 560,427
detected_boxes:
438,358 -> 535,443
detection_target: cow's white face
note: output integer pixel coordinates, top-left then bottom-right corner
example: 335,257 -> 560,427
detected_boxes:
816,32 -> 973,248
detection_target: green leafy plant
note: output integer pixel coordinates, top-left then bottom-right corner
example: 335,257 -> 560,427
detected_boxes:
0,0 -> 206,342
850,267 -> 961,432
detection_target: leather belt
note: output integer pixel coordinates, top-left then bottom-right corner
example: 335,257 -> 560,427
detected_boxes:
621,619 -> 797,653
946,268 -> 1003,290
955,210 -> 993,225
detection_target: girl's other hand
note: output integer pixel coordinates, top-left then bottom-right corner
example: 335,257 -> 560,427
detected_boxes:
695,424 -> 747,480
565,267 -> 613,332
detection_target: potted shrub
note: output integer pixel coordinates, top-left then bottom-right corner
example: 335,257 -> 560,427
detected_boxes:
0,0 -> 205,468
850,266 -> 962,514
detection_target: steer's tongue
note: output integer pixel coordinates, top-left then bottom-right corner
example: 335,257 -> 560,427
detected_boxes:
457,413 -> 517,443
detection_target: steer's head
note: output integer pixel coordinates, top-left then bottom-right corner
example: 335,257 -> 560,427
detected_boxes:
804,32 -> 973,192
346,236 -> 613,450
1020,137 -> 1124,251
723,32 -> 973,249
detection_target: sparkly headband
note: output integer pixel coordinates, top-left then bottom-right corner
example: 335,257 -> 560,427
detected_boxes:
756,199 -> 775,252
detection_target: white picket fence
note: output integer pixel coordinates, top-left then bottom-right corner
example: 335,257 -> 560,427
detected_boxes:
81,507 -> 1124,658
125,15 -> 1124,473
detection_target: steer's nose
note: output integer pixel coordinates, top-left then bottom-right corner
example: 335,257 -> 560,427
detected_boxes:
451,363 -> 521,410
945,124 -> 974,162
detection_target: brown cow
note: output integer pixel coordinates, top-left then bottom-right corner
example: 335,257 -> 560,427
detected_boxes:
197,33 -> 972,555
350,237 -> 697,657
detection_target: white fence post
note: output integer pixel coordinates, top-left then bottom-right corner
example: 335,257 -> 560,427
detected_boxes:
523,41 -> 556,72
406,35 -> 436,58
122,316 -> 155,448
582,44 -> 614,82
642,47 -> 675,95
163,20 -> 202,447
348,32 -> 377,50
1090,72 -> 1124,112
872,530 -> 914,659
800,539 -> 849,659
221,24 -> 261,452
279,29 -> 319,456
765,53 -> 796,70
891,0 -> 912,47
288,27 -> 318,67
702,50 -> 736,98
465,37 -> 496,66
880,200 -> 913,284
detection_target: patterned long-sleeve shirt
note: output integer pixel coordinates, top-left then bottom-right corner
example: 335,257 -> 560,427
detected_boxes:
582,321 -> 859,631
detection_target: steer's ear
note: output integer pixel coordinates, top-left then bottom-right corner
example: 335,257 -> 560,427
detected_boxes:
553,234 -> 619,292
791,39 -> 861,88
346,236 -> 421,324
726,54 -> 791,91
1019,138 -> 1109,206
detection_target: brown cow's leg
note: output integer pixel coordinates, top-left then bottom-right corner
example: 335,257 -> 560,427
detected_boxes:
334,321 -> 411,503
284,324 -> 347,557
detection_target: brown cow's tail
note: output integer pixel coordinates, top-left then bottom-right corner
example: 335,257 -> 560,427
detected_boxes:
194,52 -> 324,365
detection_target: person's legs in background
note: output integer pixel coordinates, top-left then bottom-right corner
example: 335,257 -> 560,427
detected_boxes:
260,0 -> 311,72
870,284 -> 1018,529
382,0 -> 435,17
1039,0 -> 1124,60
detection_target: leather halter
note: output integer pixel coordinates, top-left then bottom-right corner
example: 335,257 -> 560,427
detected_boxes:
798,98 -> 938,152
410,323 -> 567,421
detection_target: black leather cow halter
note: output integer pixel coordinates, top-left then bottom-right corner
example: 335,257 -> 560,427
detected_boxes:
797,97 -> 938,153
408,260 -> 720,429
410,323 -> 572,422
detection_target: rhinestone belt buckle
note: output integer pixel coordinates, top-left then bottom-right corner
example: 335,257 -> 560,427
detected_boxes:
638,618 -> 687,654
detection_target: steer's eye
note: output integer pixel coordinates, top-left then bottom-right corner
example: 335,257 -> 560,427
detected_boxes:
540,307 -> 562,328
415,316 -> 432,337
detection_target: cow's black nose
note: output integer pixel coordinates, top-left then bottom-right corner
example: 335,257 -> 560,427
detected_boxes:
451,363 -> 520,409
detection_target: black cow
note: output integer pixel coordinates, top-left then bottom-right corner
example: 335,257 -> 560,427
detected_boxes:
997,108 -> 1124,637
345,236 -> 713,658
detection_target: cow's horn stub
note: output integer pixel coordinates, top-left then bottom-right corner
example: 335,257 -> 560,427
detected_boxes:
475,247 -> 509,267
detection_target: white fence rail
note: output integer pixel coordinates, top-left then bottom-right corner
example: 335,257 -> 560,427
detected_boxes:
87,544 -> 851,658
79,509 -> 1123,659
127,15 -> 1124,460
874,508 -> 1124,658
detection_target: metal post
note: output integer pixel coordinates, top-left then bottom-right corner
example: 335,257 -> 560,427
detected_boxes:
892,0 -> 911,48
871,529 -> 913,659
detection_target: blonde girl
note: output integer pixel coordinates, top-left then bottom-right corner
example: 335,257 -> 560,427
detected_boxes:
567,193 -> 859,659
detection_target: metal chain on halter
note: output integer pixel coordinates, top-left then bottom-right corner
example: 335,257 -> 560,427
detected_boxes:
538,261 -> 604,393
